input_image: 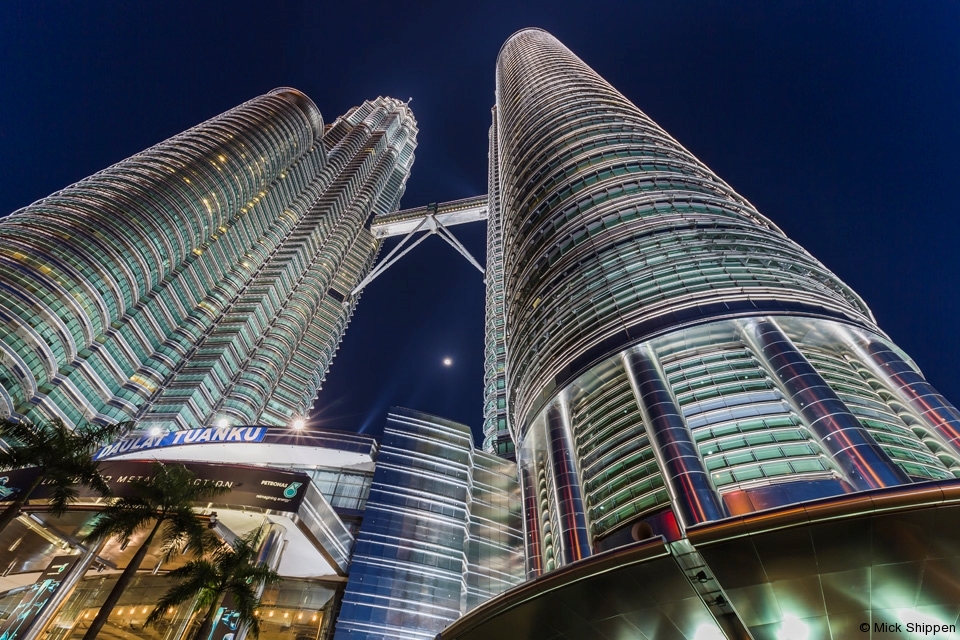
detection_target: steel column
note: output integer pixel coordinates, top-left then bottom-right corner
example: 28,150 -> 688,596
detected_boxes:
519,459 -> 543,579
840,330 -> 960,458
235,522 -> 286,640
22,543 -> 102,640
741,318 -> 910,490
544,401 -> 591,565
623,346 -> 727,529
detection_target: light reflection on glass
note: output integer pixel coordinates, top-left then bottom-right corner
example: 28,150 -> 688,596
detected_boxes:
776,614 -> 810,640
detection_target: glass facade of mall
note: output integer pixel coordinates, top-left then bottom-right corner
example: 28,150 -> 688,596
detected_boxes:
0,410 -> 519,640
3,573 -> 339,640
0,422 -> 379,639
0,89 -> 417,431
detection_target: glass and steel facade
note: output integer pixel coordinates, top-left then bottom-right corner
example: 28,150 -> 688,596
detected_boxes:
0,89 -> 420,639
481,108 -> 514,459
490,28 -> 960,577
4,26 -> 960,640
0,90 -> 417,431
22,573 -> 339,640
335,408 -> 524,640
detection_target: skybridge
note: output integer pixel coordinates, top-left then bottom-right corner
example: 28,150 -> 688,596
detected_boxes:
352,194 -> 489,296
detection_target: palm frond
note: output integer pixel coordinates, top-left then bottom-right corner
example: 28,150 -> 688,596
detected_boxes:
84,501 -> 155,543
78,470 -> 112,498
128,463 -> 231,512
75,421 -> 134,452
165,558 -> 220,582
159,506 -> 207,561
0,419 -> 55,470
45,479 -> 79,516
242,562 -> 283,587
0,418 -> 131,512
86,463 -> 233,567
227,581 -> 264,638
0,420 -> 35,469
148,526 -> 281,639
144,567 -> 215,626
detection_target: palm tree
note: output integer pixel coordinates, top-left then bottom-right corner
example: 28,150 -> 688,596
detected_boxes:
82,462 -> 229,640
146,527 -> 281,640
0,417 -> 132,533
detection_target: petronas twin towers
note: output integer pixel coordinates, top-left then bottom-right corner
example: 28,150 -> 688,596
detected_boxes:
0,91 -> 416,430
2,28 -> 960,640
490,30 -> 960,573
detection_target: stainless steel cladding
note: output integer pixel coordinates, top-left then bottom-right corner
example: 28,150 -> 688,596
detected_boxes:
0,91 -> 417,431
494,30 -> 874,433
335,409 -> 524,640
492,29 -> 960,575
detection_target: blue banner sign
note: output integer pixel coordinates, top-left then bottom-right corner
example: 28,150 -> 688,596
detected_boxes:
95,426 -> 267,460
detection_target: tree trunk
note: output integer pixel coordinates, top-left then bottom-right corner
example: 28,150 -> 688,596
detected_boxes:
0,474 -> 44,533
82,517 -> 164,640
191,595 -> 223,640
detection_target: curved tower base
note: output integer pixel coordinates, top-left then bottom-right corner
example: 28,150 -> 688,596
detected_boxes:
440,479 -> 960,640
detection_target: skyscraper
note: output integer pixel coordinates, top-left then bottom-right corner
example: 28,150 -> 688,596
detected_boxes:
2,25 -> 960,640
0,89 -> 417,430
482,108 -> 514,459
485,29 -> 960,573
0,88 -> 428,640
436,28 -> 960,640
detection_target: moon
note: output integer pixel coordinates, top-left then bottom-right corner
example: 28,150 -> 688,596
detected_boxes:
443,357 -> 453,366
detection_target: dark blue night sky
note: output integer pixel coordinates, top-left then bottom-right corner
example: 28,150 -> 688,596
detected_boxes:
2,1 -> 958,443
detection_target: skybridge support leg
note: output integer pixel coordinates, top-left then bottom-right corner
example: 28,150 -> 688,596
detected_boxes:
435,221 -> 485,275
351,214 -> 485,297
